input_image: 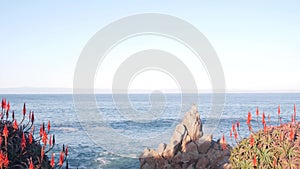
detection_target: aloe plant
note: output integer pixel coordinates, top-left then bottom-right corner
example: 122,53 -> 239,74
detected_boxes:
1,98 -> 68,169
230,105 -> 300,169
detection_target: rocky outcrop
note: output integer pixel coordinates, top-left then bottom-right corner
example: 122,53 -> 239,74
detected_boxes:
139,105 -> 231,169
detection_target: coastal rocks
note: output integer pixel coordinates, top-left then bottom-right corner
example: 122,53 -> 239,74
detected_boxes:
139,105 -> 232,169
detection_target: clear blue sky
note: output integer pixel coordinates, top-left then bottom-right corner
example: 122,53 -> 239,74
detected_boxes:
1,1 -> 300,92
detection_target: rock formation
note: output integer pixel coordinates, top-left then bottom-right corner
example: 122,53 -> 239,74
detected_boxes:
139,105 -> 231,169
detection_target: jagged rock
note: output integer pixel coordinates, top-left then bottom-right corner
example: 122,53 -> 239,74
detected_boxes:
141,163 -> 152,169
181,134 -> 191,152
196,135 -> 212,154
170,124 -> 186,146
187,164 -> 195,169
171,163 -> 182,169
184,141 -> 198,154
141,148 -> 159,158
181,151 -> 199,164
196,157 -> 209,169
139,105 -> 231,169
163,164 -> 172,169
155,157 -> 167,167
162,144 -> 177,159
182,105 -> 203,141
157,143 -> 166,156
140,148 -> 159,169
172,151 -> 183,164
213,141 -> 220,150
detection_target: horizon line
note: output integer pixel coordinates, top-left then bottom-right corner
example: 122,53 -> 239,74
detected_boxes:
0,87 -> 300,94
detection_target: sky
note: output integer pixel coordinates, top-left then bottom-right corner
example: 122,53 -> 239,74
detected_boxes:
0,1 -> 300,93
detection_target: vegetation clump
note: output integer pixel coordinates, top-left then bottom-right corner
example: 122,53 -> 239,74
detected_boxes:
230,105 -> 300,168
1,98 -> 68,169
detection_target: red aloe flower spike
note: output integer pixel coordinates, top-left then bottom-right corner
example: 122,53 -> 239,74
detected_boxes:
234,130 -> 238,140
250,134 -> 254,146
50,153 -> 55,168
1,98 -> 6,110
0,150 -> 4,160
236,121 -> 240,130
0,136 -> 2,145
278,105 -> 281,125
29,132 -> 33,144
28,111 -> 31,121
41,146 -> 45,160
247,111 -> 252,125
23,103 -> 26,116
290,128 -> 294,140
294,104 -> 297,123
262,112 -> 265,125
12,110 -> 15,120
66,145 -> 69,156
255,108 -> 260,129
253,155 -> 257,167
232,122 -> 235,132
13,120 -> 18,130
42,130 -> 48,146
40,123 -> 44,137
4,154 -> 9,167
248,125 -> 252,132
221,134 -> 225,143
21,132 -> 26,150
49,134 -> 53,146
48,120 -> 51,133
3,124 -> 9,138
53,134 -> 56,146
2,98 -> 7,111
59,151 -> 64,166
273,158 -> 277,168
292,114 -> 295,123
31,111 -> 34,123
7,101 -> 10,113
280,132 -> 283,141
263,123 -> 267,133
42,122 -> 45,132
5,108 -> 8,119
29,158 -> 34,169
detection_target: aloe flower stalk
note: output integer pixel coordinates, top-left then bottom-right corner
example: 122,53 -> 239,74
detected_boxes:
50,153 -> 55,168
21,132 -> 26,150
253,155 -> 257,167
278,105 -> 281,125
294,104 -> 297,123
256,107 -> 260,129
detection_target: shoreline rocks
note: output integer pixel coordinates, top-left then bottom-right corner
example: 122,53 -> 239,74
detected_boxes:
139,105 -> 231,169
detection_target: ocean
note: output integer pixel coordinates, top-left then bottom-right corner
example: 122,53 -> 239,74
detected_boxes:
0,93 -> 299,169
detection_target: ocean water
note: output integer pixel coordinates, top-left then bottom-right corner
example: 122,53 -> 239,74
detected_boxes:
0,93 -> 299,169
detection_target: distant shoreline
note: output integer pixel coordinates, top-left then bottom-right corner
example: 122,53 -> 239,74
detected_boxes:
1,91 -> 300,95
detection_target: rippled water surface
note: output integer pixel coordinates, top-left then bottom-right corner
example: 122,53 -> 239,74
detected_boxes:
1,93 -> 299,168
